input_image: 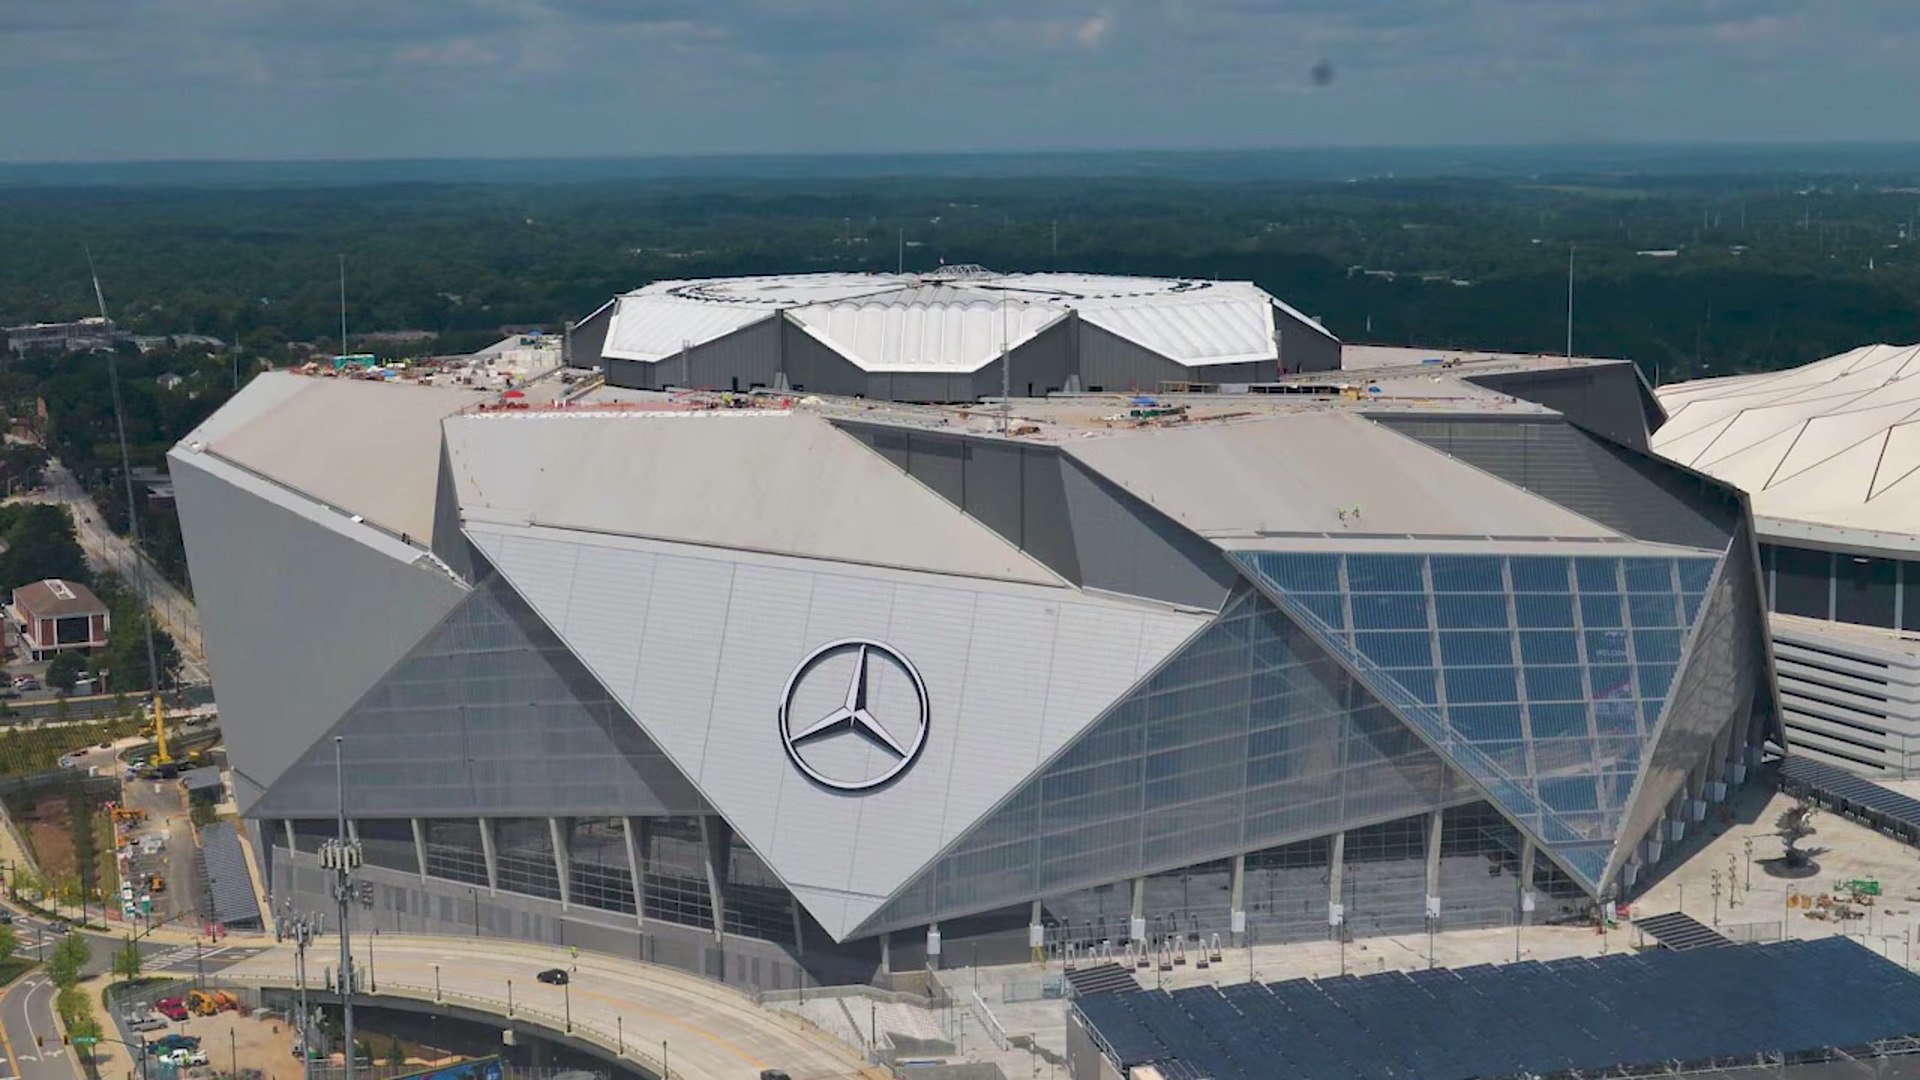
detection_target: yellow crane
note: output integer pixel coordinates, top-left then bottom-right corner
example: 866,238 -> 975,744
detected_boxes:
150,692 -> 170,766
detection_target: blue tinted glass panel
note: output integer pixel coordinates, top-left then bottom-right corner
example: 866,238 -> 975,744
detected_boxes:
1430,556 -> 1505,593
1682,592 -> 1705,625
1677,559 -> 1717,593
1530,703 -> 1589,739
1439,631 -> 1512,666
1636,664 -> 1677,701
1518,630 -> 1578,664
1540,776 -> 1600,812
1514,594 -> 1575,628
1444,666 -> 1518,705
1449,704 -> 1523,741
1622,559 -> 1677,593
1523,667 -> 1585,702
1587,665 -> 1633,698
1579,594 -> 1623,627
1508,557 -> 1572,592
1632,629 -> 1684,664
1594,696 -> 1638,735
1627,593 -> 1679,628
1347,554 -> 1424,592
1351,594 -> 1429,630
1435,594 -> 1509,630
1254,553 -> 1338,593
1585,629 -> 1630,664
1294,593 -> 1344,630
1353,631 -> 1432,668
1384,667 -> 1439,705
1575,558 -> 1621,593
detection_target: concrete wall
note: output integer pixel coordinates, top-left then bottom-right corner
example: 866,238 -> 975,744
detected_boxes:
1077,322 -> 1189,394
568,301 -> 612,369
1274,304 -> 1340,374
1467,363 -> 1653,451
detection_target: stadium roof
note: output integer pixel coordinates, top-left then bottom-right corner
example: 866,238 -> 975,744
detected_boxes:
1652,343 -> 1920,541
198,820 -> 261,926
600,269 -> 1331,371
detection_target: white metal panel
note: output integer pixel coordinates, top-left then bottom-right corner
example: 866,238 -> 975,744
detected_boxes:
1074,287 -> 1278,367
786,288 -> 1062,373
467,520 -> 1205,941
557,541 -> 656,698
602,295 -> 776,362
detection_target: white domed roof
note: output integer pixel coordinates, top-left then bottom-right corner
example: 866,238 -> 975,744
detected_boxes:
1652,343 -> 1920,537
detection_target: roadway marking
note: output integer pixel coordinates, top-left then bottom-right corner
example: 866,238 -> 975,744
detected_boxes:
20,980 -> 47,1050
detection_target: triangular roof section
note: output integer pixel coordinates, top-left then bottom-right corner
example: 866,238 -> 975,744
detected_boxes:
444,410 -> 1063,586
785,285 -> 1066,373
1234,547 -> 1724,893
464,520 -> 1208,940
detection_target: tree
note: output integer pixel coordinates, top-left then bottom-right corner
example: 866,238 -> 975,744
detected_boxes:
9,865 -> 43,901
111,935 -> 141,981
44,651 -> 83,695
0,504 -> 89,590
386,1039 -> 406,1067
48,931 -> 89,988
0,921 -> 16,964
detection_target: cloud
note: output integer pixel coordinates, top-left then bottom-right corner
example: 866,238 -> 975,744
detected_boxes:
1,0 -> 1918,159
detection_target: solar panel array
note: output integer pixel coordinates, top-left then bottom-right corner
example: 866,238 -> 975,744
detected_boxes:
1779,754 -> 1920,844
1065,963 -> 1142,997
1631,911 -> 1733,951
1074,938 -> 1920,1080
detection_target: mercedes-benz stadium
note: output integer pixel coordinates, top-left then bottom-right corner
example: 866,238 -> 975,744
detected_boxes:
174,315 -> 1778,993
1655,342 -> 1920,777
566,267 -> 1342,400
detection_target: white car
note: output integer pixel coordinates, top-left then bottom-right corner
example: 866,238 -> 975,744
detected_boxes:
161,1049 -> 208,1067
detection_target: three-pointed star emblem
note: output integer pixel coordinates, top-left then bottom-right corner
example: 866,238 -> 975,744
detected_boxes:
779,638 -> 929,792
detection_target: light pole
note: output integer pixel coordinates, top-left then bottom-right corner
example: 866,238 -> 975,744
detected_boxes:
662,1040 -> 669,1080
229,1027 -> 236,1076
506,979 -> 513,1017
617,1016 -> 623,1055
1710,870 -> 1722,927
279,903 -> 321,1080
433,964 -> 440,1002
318,736 -> 362,1080
563,979 -> 572,1033
1743,836 -> 1754,891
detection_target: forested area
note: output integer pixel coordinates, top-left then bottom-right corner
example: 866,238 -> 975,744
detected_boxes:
4,166 -> 1919,383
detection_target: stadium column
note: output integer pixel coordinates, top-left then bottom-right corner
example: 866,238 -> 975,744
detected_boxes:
550,818 -> 571,909
478,818 -> 500,894
410,820 -> 428,882
1425,809 -> 1443,925
699,816 -> 728,943
1518,837 -> 1538,927
1229,856 -> 1246,947
620,818 -> 646,928
1029,900 -> 1044,962
1328,830 -> 1346,927
284,820 -> 296,852
1130,878 -> 1147,948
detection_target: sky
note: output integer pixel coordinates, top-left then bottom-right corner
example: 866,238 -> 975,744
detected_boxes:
6,0 -> 1920,162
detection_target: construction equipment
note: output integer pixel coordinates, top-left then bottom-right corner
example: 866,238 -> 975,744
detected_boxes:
187,990 -> 227,1016
147,873 -> 166,894
111,807 -> 146,825
150,693 -> 170,766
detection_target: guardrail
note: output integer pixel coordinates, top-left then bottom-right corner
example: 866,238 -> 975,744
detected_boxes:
215,973 -> 671,1078
968,990 -> 1009,1052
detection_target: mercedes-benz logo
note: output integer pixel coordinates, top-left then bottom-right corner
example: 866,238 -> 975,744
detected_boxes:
779,638 -> 929,792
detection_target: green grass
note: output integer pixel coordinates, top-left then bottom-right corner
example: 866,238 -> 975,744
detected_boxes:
0,956 -> 35,988
0,716 -> 148,778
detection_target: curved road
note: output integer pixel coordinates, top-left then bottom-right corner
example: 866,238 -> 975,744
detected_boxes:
222,935 -> 877,1080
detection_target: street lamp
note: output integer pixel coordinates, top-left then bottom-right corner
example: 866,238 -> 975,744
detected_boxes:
1743,836 -> 1754,891
1710,870 -> 1722,927
563,979 -> 572,1033
433,964 -> 440,1002
506,979 -> 513,1017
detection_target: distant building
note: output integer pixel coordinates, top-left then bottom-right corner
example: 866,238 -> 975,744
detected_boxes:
568,267 -> 1341,399
4,317 -> 123,354
9,578 -> 108,660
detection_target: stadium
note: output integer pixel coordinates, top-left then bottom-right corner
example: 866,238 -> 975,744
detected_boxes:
567,267 -> 1343,400
173,295 -> 1777,995
1654,343 -> 1920,777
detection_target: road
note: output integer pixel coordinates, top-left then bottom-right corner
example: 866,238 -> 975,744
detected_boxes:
35,456 -> 207,686
221,935 -> 878,1080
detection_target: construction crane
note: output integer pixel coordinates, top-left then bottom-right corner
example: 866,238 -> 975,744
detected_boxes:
87,246 -> 169,762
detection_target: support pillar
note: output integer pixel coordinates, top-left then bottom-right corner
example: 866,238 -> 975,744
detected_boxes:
478,818 -> 499,894
791,895 -> 806,957
1518,837 -> 1538,927
926,923 -> 942,971
345,819 -> 360,845
880,932 -> 892,974
699,816 -> 728,943
549,818 -> 571,909
1130,878 -> 1147,946
1029,900 -> 1045,962
1229,854 -> 1247,946
1425,809 -> 1443,924
410,819 -> 428,882
284,820 -> 296,853
620,817 -> 646,928
1328,830 -> 1346,930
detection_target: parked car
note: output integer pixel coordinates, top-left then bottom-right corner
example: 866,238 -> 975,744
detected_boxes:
48,920 -> 69,934
159,1049 -> 208,1067
151,1032 -> 199,1052
126,1014 -> 167,1033
13,676 -> 37,691
154,998 -> 189,1022
0,912 -> 12,925
536,968 -> 569,986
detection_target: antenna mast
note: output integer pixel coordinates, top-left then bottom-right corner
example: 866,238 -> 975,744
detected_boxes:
999,294 -> 1010,434
1565,242 -> 1575,359
85,247 -> 168,760
338,254 -> 348,358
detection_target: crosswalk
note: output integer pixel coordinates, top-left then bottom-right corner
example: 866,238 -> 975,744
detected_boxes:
148,943 -> 267,971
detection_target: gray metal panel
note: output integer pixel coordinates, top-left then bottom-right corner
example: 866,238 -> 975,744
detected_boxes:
1274,304 -> 1340,374
1021,447 -> 1081,584
249,571 -> 711,819
857,586 -> 1466,936
568,300 -> 612,369
964,439 -> 1024,547
1467,364 -> 1652,451
602,356 -> 658,390
467,521 -> 1205,940
1076,320 -> 1188,393
685,316 -> 781,391
1061,454 -> 1237,610
869,372 -> 973,402
970,317 -> 1076,399
170,448 -> 467,809
1374,415 -> 1736,550
779,315 -> 867,397
429,440 -> 473,583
